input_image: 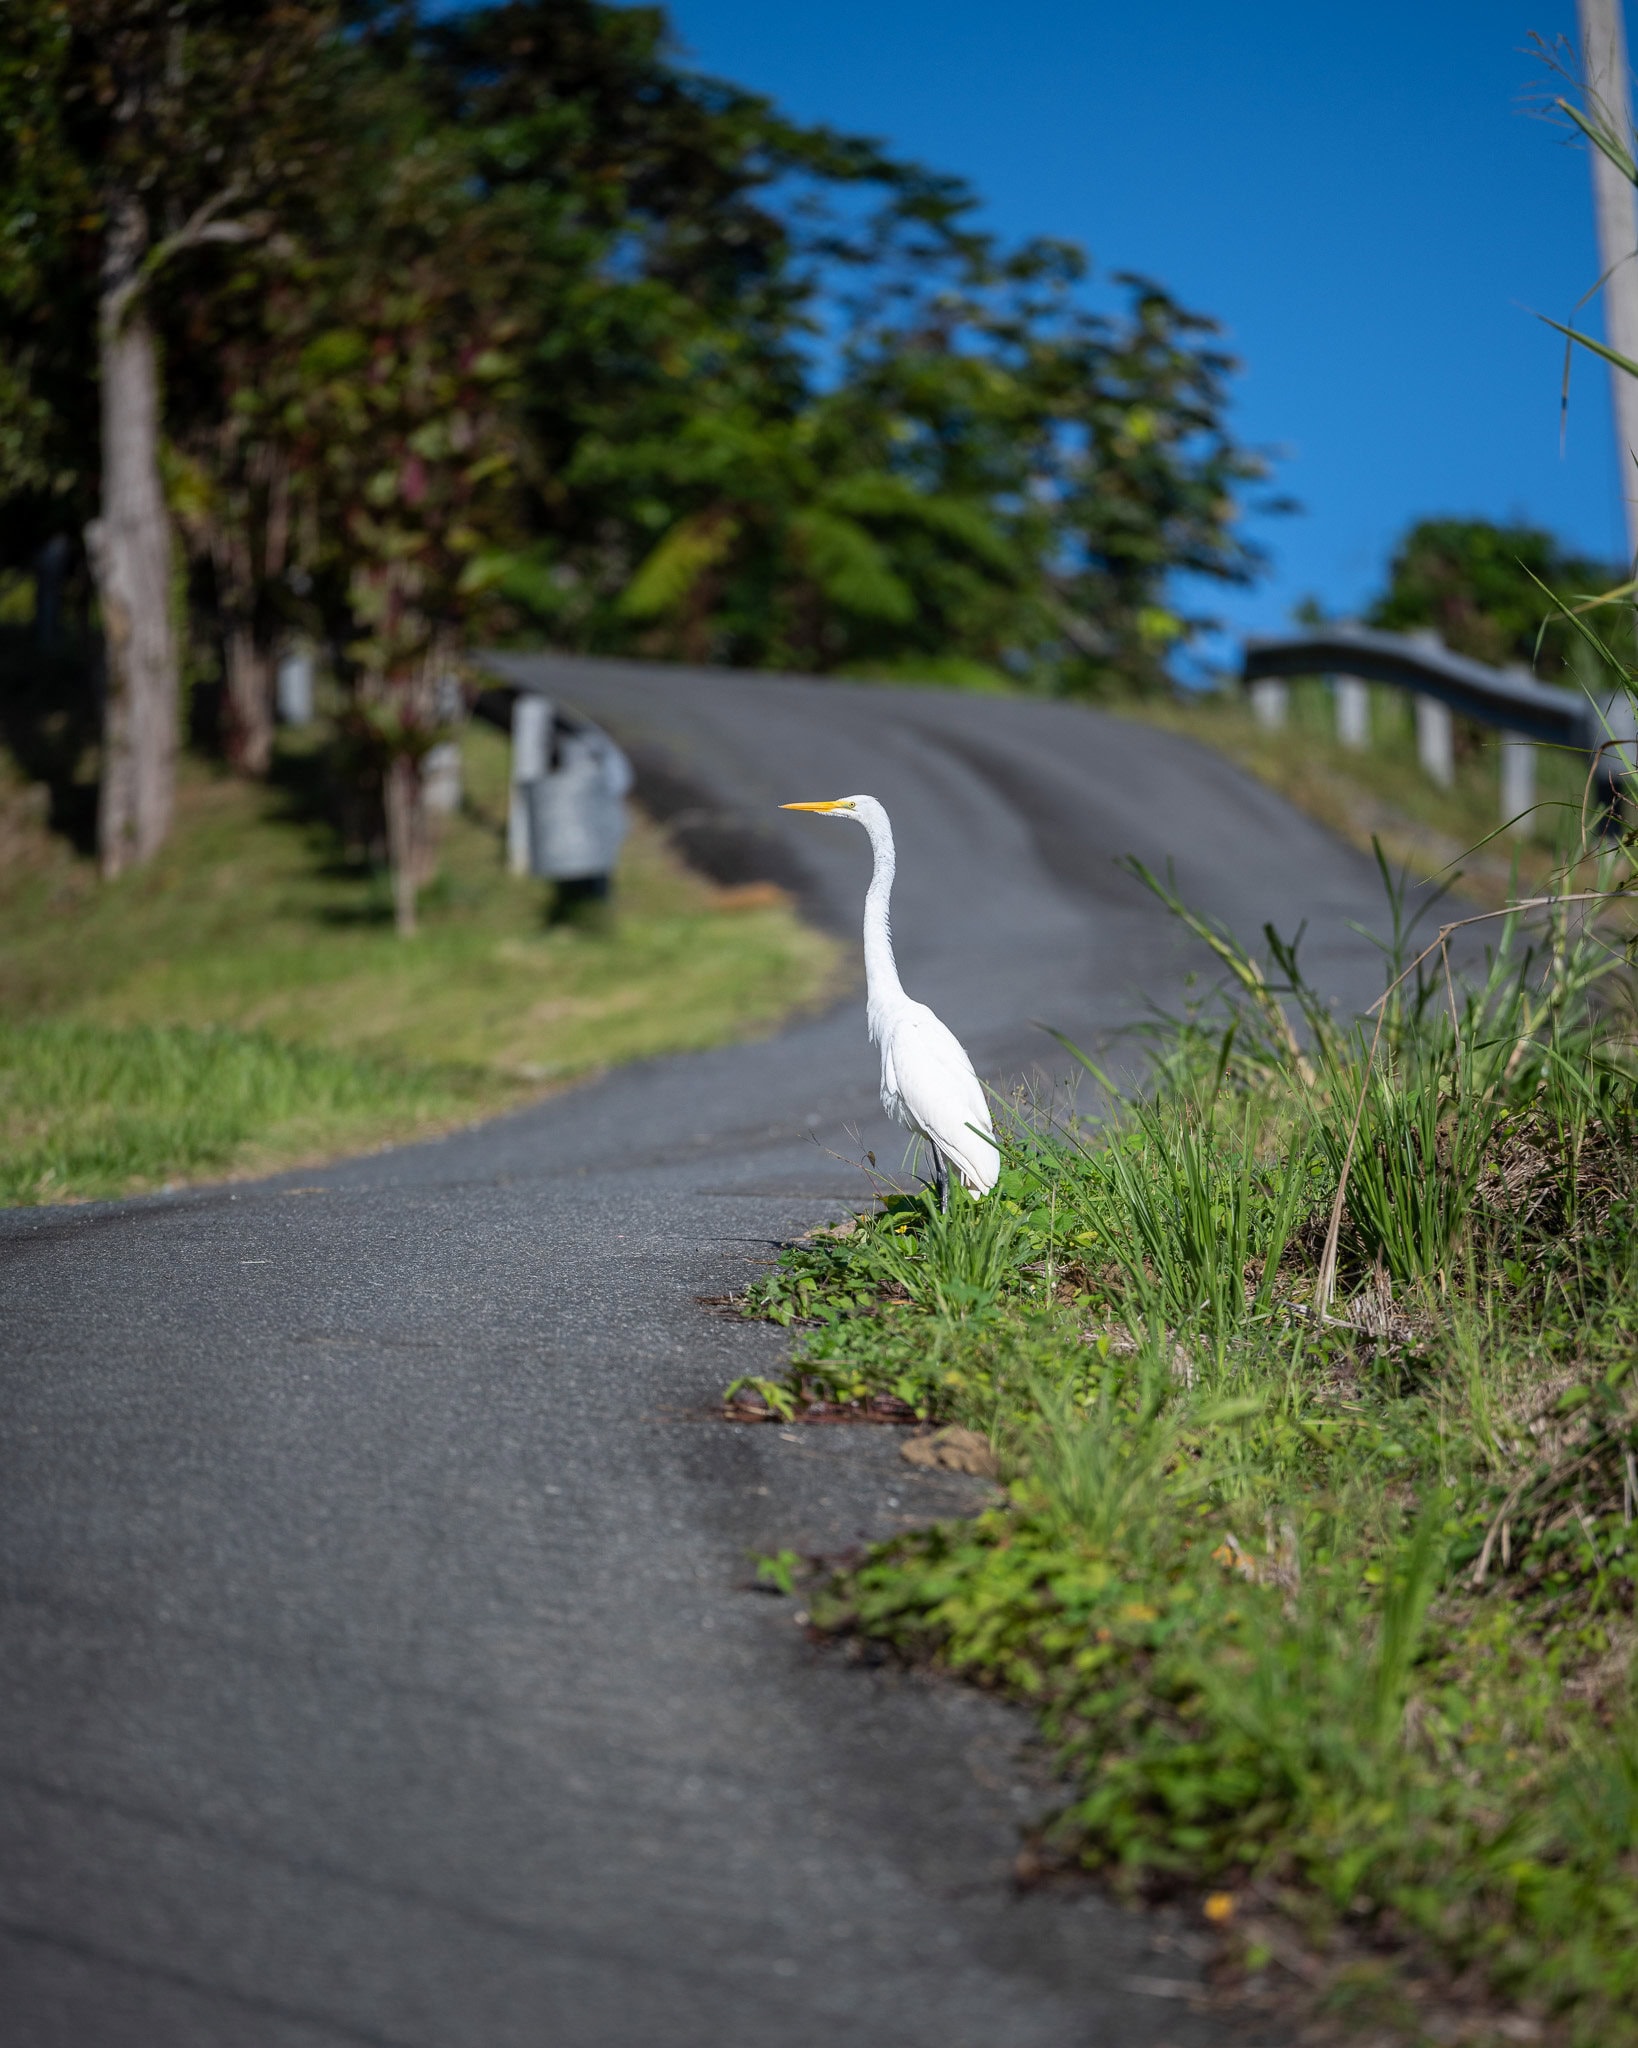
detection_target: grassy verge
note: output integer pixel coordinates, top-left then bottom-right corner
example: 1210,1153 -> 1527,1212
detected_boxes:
0,721 -> 840,1203
735,857 -> 1638,2046
0,1018 -> 499,1207
1130,680 -> 1596,906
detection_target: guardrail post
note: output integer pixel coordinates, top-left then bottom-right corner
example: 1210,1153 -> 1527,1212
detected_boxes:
424,742 -> 462,816
1333,675 -> 1369,749
275,645 -> 315,725
1242,631 -> 1587,796
1415,697 -> 1454,787
509,692 -> 550,876
1499,733 -> 1534,831
423,669 -> 465,816
1249,678 -> 1288,729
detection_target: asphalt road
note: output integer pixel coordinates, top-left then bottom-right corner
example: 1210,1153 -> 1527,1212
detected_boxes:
2,659 -> 1401,2048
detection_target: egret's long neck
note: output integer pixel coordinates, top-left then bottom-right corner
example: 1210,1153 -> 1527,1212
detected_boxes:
860,809 -> 904,1041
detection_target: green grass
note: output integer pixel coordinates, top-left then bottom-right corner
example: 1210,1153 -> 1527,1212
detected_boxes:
0,1018 -> 498,1206
0,720 -> 840,1202
738,850 -> 1638,2045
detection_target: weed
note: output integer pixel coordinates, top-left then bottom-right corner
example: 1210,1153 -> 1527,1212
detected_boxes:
753,1549 -> 802,1595
723,1375 -> 799,1422
868,1187 -> 1023,1319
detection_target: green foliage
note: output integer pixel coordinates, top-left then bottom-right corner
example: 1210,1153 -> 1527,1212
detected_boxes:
0,1 -> 92,541
620,508 -> 743,621
868,1188 -> 1024,1319
283,228 -> 525,690
563,260 -> 1267,689
787,507 -> 915,625
0,0 -> 342,559
2,0 -> 1272,711
724,1376 -> 799,1423
1067,1091 -> 1315,1351
1367,517 -> 1630,677
753,1549 -> 802,1595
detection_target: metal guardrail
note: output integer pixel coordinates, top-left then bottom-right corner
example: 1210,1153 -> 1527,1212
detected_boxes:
1242,626 -> 1589,745
1239,624 -> 1636,822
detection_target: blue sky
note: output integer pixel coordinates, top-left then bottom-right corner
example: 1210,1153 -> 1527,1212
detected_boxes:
662,0 -> 1631,662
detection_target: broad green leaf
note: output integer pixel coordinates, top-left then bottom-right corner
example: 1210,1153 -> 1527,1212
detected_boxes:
788,508 -> 915,623
299,328 -> 370,380
619,510 -> 742,619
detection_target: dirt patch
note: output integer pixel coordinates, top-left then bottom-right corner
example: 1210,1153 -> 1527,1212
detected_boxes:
900,1425 -> 999,1478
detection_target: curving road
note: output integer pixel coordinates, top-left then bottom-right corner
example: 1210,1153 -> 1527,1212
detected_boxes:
1,658 -> 1397,2047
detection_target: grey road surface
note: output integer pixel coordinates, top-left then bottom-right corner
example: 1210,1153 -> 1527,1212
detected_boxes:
2,659 -> 1401,2048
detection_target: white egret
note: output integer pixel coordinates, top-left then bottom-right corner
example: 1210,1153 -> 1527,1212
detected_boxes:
781,795 -> 999,1207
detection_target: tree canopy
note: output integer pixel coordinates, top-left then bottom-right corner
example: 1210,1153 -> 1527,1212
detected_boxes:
5,0 -> 1273,687
1367,517 -> 1628,678
1,0 -> 1278,905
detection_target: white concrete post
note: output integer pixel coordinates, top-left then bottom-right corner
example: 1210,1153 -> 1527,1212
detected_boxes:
1249,678 -> 1288,729
1499,734 -> 1535,832
509,693 -> 550,875
1416,696 -> 1455,788
275,646 -> 315,725
1333,675 -> 1369,750
423,741 -> 463,815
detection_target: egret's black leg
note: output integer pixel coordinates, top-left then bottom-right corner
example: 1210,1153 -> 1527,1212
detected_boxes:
931,1148 -> 949,1215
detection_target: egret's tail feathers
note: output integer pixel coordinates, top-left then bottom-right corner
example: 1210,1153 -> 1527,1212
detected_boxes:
945,1124 -> 1001,1197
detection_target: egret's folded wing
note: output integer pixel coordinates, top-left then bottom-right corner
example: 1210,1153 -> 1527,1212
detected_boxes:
890,1007 -> 999,1193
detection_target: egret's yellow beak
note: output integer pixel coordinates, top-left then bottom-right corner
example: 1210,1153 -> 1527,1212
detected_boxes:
780,799 -> 852,812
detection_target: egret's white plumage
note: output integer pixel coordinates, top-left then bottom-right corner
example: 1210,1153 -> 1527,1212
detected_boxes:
781,795 -> 999,1202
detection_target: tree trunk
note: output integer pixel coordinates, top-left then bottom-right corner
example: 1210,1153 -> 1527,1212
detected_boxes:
209,450 -> 286,778
222,623 -> 275,776
90,189 -> 179,880
383,752 -> 429,938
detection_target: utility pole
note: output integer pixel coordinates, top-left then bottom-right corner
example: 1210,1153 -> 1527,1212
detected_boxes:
1579,0 -> 1638,568
1577,0 -> 1638,805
